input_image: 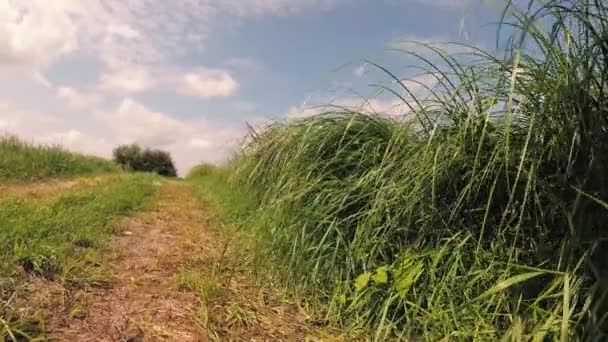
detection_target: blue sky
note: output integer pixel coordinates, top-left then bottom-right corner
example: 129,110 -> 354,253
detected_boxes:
0,0 -> 504,173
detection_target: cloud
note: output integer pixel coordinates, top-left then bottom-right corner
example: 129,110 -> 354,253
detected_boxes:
100,66 -> 157,94
106,24 -> 140,40
57,87 -> 103,109
0,0 -> 78,69
190,138 -> 211,149
286,97 -> 406,119
100,98 -> 186,147
287,73 -> 440,119
175,68 -> 239,99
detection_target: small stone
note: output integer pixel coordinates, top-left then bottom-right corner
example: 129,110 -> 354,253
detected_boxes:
123,231 -> 133,236
73,312 -> 87,320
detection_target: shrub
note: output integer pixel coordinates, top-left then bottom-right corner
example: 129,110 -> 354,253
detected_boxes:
112,144 -> 177,177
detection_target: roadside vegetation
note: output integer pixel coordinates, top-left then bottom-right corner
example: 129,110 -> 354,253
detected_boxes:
0,174 -> 159,340
189,1 -> 608,340
0,136 -> 117,181
0,136 -> 161,340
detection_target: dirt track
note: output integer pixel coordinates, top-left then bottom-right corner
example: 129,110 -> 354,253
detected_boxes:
28,181 -> 310,341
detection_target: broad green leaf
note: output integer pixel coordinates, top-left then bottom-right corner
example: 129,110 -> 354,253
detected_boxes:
355,272 -> 371,292
372,266 -> 389,284
394,258 -> 424,299
478,271 -> 544,299
337,294 -> 347,304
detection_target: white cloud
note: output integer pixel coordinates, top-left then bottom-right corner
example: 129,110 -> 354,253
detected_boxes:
100,98 -> 185,147
106,24 -> 140,40
100,66 -> 157,94
286,97 -> 406,119
0,0 -> 78,69
57,87 -> 103,109
190,138 -> 211,149
286,72 -> 441,120
176,68 -> 239,98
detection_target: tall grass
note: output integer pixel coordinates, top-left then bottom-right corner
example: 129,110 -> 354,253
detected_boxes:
187,164 -> 256,225
204,0 -> 608,339
0,136 -> 117,181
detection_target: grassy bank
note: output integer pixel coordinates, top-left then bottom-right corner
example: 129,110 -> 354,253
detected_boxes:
0,136 -> 117,181
190,1 -> 608,340
0,174 -> 159,340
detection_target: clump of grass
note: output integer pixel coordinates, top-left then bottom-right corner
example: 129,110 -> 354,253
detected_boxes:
176,268 -> 222,302
0,136 -> 117,181
204,0 -> 608,339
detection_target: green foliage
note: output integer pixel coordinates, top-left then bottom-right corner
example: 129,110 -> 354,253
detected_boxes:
0,174 -> 157,281
213,1 -> 608,339
0,136 -> 116,180
187,164 -> 256,226
0,173 -> 158,340
113,143 -> 177,177
187,163 -> 218,179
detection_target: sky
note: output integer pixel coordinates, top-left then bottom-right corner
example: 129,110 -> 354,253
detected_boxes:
0,0 -> 503,174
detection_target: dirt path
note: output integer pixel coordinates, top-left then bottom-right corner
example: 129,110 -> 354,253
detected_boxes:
33,181 -> 312,341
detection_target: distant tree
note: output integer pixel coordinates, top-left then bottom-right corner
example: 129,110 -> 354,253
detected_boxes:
112,144 -> 142,171
112,143 -> 177,177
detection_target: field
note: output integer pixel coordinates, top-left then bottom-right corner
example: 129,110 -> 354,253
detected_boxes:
0,139 -> 328,340
2,0 -> 608,340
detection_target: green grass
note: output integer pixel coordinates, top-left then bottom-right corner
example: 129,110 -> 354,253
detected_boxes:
189,1 -> 608,340
187,164 -> 255,226
0,173 -> 159,340
0,136 -> 117,181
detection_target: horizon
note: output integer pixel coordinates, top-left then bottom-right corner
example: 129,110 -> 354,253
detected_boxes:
0,0 -> 501,175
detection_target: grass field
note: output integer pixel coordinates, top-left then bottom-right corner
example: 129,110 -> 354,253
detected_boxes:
0,174 -> 159,339
0,137 -> 161,340
188,1 -> 608,340
0,136 -> 117,181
